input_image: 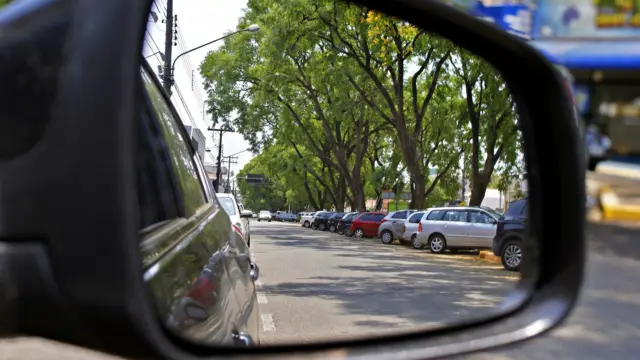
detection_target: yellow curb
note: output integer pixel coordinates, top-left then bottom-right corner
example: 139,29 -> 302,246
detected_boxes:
601,203 -> 640,222
599,186 -> 640,222
478,250 -> 501,263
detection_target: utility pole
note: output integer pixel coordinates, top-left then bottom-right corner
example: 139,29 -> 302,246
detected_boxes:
224,155 -> 239,193
162,0 -> 175,94
208,127 -> 234,192
216,130 -> 223,192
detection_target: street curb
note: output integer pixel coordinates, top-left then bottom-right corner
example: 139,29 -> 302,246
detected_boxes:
591,163 -> 640,222
478,250 -> 501,263
599,186 -> 640,222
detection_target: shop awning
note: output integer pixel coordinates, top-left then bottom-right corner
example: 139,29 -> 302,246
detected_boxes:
530,40 -> 640,70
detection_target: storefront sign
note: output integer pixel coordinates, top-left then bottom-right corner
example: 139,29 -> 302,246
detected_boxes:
472,2 -> 533,40
533,0 -> 640,39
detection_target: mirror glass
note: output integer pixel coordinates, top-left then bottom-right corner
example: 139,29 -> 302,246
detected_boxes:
140,0 -> 529,347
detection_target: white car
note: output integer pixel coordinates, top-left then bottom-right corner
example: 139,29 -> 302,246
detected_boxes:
257,210 -> 272,222
216,193 -> 253,246
401,211 -> 427,249
300,212 -> 317,228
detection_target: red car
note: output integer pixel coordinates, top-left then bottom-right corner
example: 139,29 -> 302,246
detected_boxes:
349,212 -> 387,238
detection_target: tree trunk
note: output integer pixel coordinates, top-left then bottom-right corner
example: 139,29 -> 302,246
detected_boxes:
408,173 -> 426,209
469,171 -> 491,206
396,119 -> 426,209
302,171 -> 320,210
374,196 -> 383,211
349,198 -> 357,212
335,177 -> 346,212
351,184 -> 367,212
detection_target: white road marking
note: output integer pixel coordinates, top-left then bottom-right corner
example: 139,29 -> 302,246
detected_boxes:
257,293 -> 268,304
260,314 -> 276,332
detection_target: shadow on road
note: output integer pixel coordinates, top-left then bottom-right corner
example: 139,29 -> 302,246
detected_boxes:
259,227 -> 518,330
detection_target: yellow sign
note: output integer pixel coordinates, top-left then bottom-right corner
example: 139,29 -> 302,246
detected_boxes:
595,0 -> 640,28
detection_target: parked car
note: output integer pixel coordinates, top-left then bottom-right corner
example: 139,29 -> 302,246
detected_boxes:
271,212 -> 281,221
138,63 -> 259,345
257,210 -> 272,222
326,212 -> 346,232
337,212 -> 360,236
350,212 -> 387,238
279,213 -> 298,222
401,211 -> 427,249
415,206 -> 500,253
312,211 -> 336,231
216,193 -> 253,246
492,198 -> 528,271
378,209 -> 419,245
300,212 -> 316,227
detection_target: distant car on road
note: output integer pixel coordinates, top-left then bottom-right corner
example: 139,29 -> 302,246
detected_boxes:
258,210 -> 272,222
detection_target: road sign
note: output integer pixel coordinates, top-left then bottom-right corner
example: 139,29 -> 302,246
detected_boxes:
382,191 -> 411,200
382,191 -> 395,199
245,174 -> 264,184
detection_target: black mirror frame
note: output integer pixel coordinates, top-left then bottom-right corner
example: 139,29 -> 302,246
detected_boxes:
0,0 -> 584,359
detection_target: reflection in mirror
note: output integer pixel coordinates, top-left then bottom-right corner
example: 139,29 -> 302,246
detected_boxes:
139,0 -> 529,347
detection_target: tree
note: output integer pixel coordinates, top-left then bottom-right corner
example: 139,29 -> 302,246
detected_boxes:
451,50 -> 522,206
236,142 -> 343,211
201,0 -> 392,211
315,5 -> 463,208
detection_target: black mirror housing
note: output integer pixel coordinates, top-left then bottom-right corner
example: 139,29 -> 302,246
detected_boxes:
0,0 -> 584,359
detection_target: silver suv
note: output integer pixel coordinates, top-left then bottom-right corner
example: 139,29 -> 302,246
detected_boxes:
378,210 -> 418,245
416,206 -> 499,253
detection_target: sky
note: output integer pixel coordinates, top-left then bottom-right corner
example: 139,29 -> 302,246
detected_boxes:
143,0 -> 253,176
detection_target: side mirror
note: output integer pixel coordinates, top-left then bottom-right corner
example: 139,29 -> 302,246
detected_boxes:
0,0 -> 584,359
240,210 -> 253,218
489,218 -> 497,225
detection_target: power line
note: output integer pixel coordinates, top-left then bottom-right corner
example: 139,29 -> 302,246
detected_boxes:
147,30 -> 163,50
153,1 -> 166,18
173,85 -> 197,128
175,25 -> 204,105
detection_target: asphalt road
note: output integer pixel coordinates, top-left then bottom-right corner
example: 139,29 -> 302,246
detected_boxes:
249,221 -> 518,344
462,221 -> 640,360
1,220 -> 639,359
